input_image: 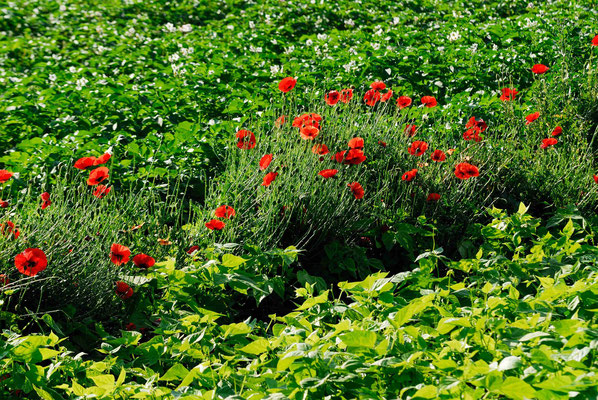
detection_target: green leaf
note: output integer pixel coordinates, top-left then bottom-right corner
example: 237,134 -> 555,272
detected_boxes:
296,291 -> 329,311
497,377 -> 536,400
160,363 -> 190,382
90,374 -> 115,391
221,254 -> 247,269
339,331 -> 377,350
238,338 -> 269,355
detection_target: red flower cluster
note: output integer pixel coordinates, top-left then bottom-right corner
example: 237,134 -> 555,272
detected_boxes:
463,117 -> 488,142
319,169 -> 338,179
87,167 -> 109,185
431,149 -> 446,162
110,243 -> 131,265
402,169 -> 418,181
40,192 -> 51,210
1,221 -> 20,239
540,138 -> 558,149
115,281 -> 133,300
364,81 -> 393,106
15,248 -> 47,277
531,64 -> 549,74
525,112 -> 540,125
278,77 -> 296,93
74,153 -> 111,169
408,141 -> 428,157
0,170 -> 13,183
325,88 -> 353,105
454,163 -> 479,180
206,204 -> 236,230
421,96 -> 437,108
236,130 -> 256,149
499,87 -> 518,101
348,182 -> 364,199
397,96 -> 412,109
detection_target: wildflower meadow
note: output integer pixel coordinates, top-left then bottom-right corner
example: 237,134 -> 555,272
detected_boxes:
1,0 -> 597,399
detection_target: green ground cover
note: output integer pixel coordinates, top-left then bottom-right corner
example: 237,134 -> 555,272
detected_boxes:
1,0 -> 597,398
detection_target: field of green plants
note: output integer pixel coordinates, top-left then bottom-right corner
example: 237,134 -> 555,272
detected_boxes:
1,0 -> 598,398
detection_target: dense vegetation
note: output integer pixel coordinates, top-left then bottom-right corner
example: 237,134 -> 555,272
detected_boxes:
1,0 -> 597,398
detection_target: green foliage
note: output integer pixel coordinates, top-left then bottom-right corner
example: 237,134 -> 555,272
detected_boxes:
1,206 -> 597,399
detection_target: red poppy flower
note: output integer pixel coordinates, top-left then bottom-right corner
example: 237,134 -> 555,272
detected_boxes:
333,150 -> 346,163
381,90 -> 393,102
15,248 -> 47,277
540,138 -> 558,149
278,77 -> 297,93
340,89 -> 353,103
348,182 -> 364,199
370,81 -> 386,91
421,96 -> 437,108
1,221 -> 20,239
319,169 -> 338,178
408,141 -> 428,156
125,322 -> 137,331
364,89 -> 381,106
262,172 -> 279,186
463,128 -> 482,142
312,144 -> 330,155
215,205 -> 236,219
431,149 -> 446,162
133,253 -> 155,269
397,96 -> 412,109
115,281 -> 133,300
39,192 -> 51,210
402,169 -> 418,182
378,141 -> 387,148
0,274 -> 9,286
427,193 -> 441,202
531,64 -> 549,74
454,162 -> 479,180
0,200 -> 7,208
465,117 -> 488,132
110,243 -> 131,265
594,175 -> 598,184
94,153 -> 111,165
344,149 -> 367,165
259,154 -> 273,170
325,90 -> 340,105
405,124 -> 418,137
0,170 -> 13,183
348,137 -> 364,149
87,167 -> 109,185
593,35 -> 598,46
525,112 -> 540,125
93,185 -> 112,199
187,245 -> 200,254
236,130 -> 256,149
292,113 -> 322,129
74,157 -> 96,169
499,87 -> 518,101
275,115 -> 286,127
205,219 -> 225,230
551,126 -> 562,136
300,125 -> 319,140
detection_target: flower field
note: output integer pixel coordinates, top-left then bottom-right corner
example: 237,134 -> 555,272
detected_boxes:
1,0 -> 598,399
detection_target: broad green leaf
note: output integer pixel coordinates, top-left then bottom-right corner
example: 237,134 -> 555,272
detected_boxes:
238,338 -> 269,355
497,377 -> 536,400
160,363 -> 190,382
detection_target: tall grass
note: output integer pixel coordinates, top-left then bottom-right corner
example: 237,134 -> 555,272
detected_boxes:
0,165 -> 188,320
195,67 -> 598,251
